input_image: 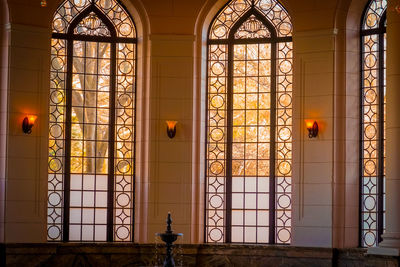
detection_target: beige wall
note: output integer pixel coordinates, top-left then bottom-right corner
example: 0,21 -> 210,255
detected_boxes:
0,0 -> 375,247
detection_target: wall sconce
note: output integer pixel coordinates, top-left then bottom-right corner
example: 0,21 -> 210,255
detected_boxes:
22,115 -> 37,134
166,121 -> 177,139
305,120 -> 318,138
40,0 -> 47,7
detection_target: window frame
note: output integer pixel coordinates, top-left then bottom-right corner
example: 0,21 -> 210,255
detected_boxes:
359,0 -> 387,248
48,1 -> 137,242
205,0 -> 293,244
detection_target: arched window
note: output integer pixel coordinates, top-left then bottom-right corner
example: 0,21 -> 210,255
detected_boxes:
47,0 -> 136,242
360,0 -> 386,248
206,0 -> 292,244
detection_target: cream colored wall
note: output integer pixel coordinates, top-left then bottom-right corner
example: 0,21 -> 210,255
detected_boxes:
3,23 -> 50,242
0,0 -> 370,247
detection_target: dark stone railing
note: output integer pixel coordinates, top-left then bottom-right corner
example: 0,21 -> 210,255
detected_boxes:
1,243 -> 399,267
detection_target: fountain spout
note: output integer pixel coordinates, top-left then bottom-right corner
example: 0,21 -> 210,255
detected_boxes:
157,213 -> 183,267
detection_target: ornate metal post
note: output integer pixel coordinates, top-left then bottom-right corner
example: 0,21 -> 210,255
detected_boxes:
157,213 -> 182,267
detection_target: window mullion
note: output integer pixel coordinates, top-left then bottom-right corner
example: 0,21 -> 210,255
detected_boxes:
269,42 -> 277,244
107,42 -> 117,242
377,30 -> 385,244
63,38 -> 74,242
225,42 -> 234,243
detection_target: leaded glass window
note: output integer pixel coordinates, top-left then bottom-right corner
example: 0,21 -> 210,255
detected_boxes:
48,0 -> 136,242
206,0 -> 292,244
360,0 -> 386,248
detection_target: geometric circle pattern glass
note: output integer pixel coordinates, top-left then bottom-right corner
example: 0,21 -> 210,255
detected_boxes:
53,0 -> 136,38
206,0 -> 292,244
48,0 -> 136,242
209,0 -> 292,39
360,0 -> 386,248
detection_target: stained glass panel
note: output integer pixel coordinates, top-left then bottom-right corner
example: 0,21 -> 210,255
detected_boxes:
206,44 -> 228,242
48,0 -> 136,242
53,0 -> 136,38
234,16 -> 271,39
362,0 -> 387,30
231,43 -> 272,243
206,0 -> 292,244
209,0 -> 292,40
74,12 -> 111,36
360,0 -> 386,248
48,38 -> 67,241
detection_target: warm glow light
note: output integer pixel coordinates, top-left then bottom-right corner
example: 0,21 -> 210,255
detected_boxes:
28,115 -> 37,125
305,120 -> 314,129
22,115 -> 38,134
40,0 -> 47,7
166,121 -> 177,129
166,121 -> 177,139
305,120 -> 318,138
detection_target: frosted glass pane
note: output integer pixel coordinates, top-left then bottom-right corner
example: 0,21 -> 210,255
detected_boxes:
232,227 -> 243,243
232,177 -> 244,192
95,225 -> 107,241
69,225 -> 81,241
257,211 -> 269,226
82,208 -> 94,223
258,194 -> 269,209
232,193 -> 243,209
245,177 -> 256,192
71,176 -> 82,191
245,194 -> 256,209
95,209 -> 107,224
96,192 -> 108,207
232,210 -> 243,226
82,225 -> 93,241
96,175 -> 108,190
245,210 -> 256,226
70,208 -> 81,224
83,191 -> 94,206
83,175 -> 95,190
257,227 -> 268,243
258,178 -> 269,192
244,227 -> 256,243
70,191 -> 82,206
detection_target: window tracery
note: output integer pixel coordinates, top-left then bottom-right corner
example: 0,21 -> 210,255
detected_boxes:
48,0 -> 136,242
206,0 -> 292,244
360,0 -> 386,248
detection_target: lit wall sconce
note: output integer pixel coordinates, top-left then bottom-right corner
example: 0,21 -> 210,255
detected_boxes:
166,120 -> 177,139
22,115 -> 37,134
40,0 -> 47,7
305,120 -> 318,138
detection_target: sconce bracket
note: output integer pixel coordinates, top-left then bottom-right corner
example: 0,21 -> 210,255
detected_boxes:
22,117 -> 34,134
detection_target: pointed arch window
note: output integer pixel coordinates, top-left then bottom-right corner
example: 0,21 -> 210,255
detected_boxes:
360,0 -> 386,248
47,0 -> 136,242
206,0 -> 293,244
